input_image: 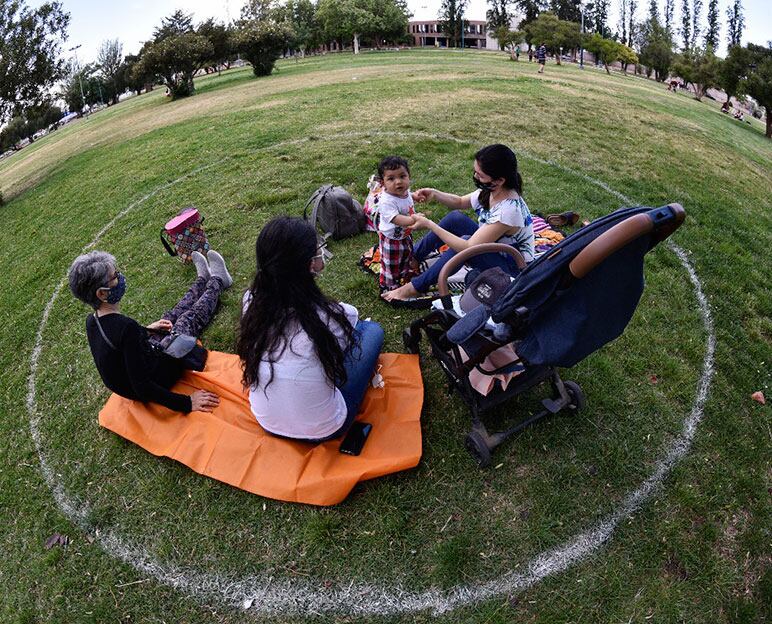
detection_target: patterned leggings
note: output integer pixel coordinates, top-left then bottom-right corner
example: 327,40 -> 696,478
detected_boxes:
150,276 -> 224,348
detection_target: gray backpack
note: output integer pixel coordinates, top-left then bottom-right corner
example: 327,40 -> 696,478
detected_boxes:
303,184 -> 367,240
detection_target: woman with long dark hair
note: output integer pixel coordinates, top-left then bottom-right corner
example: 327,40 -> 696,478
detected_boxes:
382,144 -> 534,302
238,216 -> 384,441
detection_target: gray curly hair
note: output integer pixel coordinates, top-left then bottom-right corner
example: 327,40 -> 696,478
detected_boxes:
68,251 -> 117,309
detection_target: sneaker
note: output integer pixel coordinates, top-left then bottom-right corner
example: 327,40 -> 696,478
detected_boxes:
207,250 -> 232,288
191,251 -> 210,279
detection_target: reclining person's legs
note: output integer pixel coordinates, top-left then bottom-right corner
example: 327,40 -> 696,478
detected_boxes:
161,250 -> 232,342
168,277 -> 225,340
162,277 -> 208,324
160,251 -> 212,324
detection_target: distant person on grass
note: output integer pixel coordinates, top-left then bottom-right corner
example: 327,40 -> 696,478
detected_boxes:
382,144 -> 535,303
537,43 -> 547,73
68,249 -> 233,413
238,217 -> 384,442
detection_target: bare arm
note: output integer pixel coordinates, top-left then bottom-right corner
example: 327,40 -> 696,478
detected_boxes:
413,215 -> 514,253
391,214 -> 416,227
414,188 -> 474,211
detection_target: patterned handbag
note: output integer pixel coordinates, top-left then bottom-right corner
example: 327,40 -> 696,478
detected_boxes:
160,207 -> 210,263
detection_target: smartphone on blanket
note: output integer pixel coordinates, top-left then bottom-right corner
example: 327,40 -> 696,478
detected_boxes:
339,422 -> 372,456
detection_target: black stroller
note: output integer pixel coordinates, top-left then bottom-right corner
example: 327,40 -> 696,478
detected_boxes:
403,204 -> 685,467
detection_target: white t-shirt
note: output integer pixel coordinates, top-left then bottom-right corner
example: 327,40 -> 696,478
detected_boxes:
242,292 -> 358,439
377,191 -> 414,240
470,190 -> 535,264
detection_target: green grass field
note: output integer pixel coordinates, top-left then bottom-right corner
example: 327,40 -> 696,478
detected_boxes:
1,50 -> 770,623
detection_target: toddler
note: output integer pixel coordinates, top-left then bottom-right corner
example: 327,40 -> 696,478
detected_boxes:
376,155 -> 419,291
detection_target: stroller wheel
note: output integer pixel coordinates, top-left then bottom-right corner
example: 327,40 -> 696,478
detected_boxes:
464,431 -> 492,468
564,381 -> 586,411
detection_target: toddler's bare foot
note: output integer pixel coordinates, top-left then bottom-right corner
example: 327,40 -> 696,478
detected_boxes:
381,282 -> 420,301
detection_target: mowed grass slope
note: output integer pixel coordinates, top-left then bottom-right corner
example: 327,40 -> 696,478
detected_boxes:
0,50 -> 769,623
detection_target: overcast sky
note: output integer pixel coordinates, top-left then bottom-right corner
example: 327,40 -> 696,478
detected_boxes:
43,0 -> 771,64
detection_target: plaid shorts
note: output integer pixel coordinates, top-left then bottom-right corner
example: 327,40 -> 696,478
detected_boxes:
378,232 -> 415,290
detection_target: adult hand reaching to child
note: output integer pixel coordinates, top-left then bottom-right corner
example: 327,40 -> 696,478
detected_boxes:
411,213 -> 433,230
412,188 -> 435,203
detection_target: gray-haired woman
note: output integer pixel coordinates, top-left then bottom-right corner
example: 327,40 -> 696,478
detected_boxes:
68,250 -> 232,413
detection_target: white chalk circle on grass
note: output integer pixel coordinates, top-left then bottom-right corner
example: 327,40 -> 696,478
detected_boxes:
26,131 -> 714,617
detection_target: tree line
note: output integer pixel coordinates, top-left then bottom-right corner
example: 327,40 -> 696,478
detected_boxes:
1,0 -> 770,145
482,0 -> 771,137
0,0 -> 411,151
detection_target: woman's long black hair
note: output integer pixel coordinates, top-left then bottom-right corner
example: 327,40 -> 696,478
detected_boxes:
475,144 -> 524,210
237,216 -> 355,390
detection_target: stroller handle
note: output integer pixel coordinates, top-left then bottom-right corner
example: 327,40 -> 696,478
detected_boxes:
437,243 -> 527,296
569,203 -> 685,279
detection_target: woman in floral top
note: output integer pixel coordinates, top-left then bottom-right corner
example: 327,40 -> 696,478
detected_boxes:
382,144 -> 534,302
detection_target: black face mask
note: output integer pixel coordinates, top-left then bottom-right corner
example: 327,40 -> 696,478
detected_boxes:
473,175 -> 496,191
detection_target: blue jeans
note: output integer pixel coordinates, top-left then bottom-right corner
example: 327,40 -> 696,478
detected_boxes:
411,210 -> 520,293
306,319 -> 385,443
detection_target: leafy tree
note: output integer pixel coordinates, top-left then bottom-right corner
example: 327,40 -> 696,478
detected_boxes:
743,43 -> 772,137
0,0 -> 70,124
61,62 -> 95,113
638,17 -> 674,80
316,0 -> 369,53
241,0 -> 279,21
487,0 -> 513,30
585,33 -> 638,73
438,0 -> 469,48
663,0 -> 674,34
725,0 -> 744,48
584,32 -> 618,72
550,0 -> 580,22
282,0 -> 322,54
618,0 -> 628,45
680,0 -> 690,50
133,32 -> 213,98
704,0 -> 719,50
525,11 -> 580,63
617,41 -> 639,70
718,44 -> 749,109
690,0 -> 702,48
369,0 -> 411,46
593,0 -> 610,37
121,51 -> 154,94
0,101 -> 61,151
233,18 -> 294,75
517,0 -> 543,50
627,0 -> 637,46
197,19 -> 233,73
97,39 -> 123,104
648,0 -> 658,22
497,27 -> 525,57
672,47 -> 721,99
153,9 -> 194,40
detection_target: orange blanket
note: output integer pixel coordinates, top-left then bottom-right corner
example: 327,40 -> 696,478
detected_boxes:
98,351 -> 423,506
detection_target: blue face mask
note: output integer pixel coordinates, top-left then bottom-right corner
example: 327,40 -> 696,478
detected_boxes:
104,272 -> 127,304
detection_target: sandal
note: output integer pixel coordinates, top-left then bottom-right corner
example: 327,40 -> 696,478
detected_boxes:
546,211 -> 580,228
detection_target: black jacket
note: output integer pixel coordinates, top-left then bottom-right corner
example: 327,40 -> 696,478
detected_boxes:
86,313 -> 192,413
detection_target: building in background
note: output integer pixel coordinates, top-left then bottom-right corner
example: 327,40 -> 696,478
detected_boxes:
408,20 -> 491,48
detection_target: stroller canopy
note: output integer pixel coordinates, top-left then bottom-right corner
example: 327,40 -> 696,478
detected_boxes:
491,205 -> 684,368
